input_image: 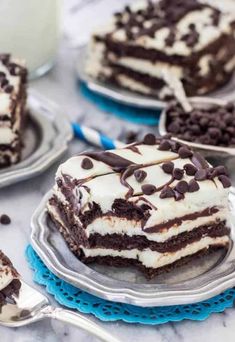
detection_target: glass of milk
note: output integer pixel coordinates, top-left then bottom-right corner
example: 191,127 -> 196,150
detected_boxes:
0,0 -> 60,79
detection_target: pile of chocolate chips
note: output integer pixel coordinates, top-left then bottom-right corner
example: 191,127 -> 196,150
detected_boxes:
166,101 -> 235,147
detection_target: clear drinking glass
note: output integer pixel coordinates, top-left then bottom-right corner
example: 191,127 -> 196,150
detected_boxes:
0,0 -> 60,79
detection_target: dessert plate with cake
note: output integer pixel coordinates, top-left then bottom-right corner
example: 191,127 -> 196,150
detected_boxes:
0,54 -> 72,188
77,0 -> 235,109
31,134 -> 235,307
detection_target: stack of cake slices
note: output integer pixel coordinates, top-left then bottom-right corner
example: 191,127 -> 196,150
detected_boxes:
0,54 -> 27,167
48,134 -> 231,278
86,0 -> 235,99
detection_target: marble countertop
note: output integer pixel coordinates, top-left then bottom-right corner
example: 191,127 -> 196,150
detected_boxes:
1,27 -> 235,342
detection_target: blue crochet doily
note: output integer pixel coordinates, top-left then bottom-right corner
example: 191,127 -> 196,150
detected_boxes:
79,82 -> 160,126
26,245 -> 235,325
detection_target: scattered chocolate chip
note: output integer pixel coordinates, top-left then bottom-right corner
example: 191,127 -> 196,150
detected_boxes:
214,165 -> 228,176
174,191 -> 184,201
175,180 -> 188,194
178,146 -> 193,158
188,179 -> 200,192
184,163 -> 197,176
4,85 -> 13,93
81,157 -> 93,170
0,78 -> 8,88
160,186 -> 175,199
162,162 -> 174,174
0,71 -> 5,78
194,169 -> 207,181
158,139 -> 171,151
143,133 -> 156,145
0,214 -> 11,225
134,170 -> 147,183
173,168 -> 184,180
218,175 -> 231,188
141,184 -> 157,195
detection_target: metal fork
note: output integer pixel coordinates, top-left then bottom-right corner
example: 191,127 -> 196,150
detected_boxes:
0,279 -> 120,342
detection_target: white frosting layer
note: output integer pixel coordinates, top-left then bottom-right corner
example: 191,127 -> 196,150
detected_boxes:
0,127 -> 16,144
82,236 -> 229,268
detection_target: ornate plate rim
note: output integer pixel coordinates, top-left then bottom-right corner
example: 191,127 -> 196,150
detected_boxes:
31,188 -> 235,307
76,45 -> 235,110
0,89 -> 73,188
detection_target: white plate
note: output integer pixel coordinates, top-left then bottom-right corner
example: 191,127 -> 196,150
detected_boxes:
31,188 -> 235,307
0,90 -> 73,188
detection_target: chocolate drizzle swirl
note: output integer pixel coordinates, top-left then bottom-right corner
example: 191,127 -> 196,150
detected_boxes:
83,151 -> 134,171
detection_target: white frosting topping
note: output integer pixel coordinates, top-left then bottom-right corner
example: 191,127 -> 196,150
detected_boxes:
52,140 -> 230,237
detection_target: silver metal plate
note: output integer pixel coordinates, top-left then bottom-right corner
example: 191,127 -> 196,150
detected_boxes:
0,90 -> 73,188
31,188 -> 235,307
76,45 -> 235,110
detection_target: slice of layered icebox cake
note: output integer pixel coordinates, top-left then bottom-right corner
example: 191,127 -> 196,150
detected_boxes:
86,0 -> 235,99
0,54 -> 27,167
47,134 -> 231,278
0,250 -> 21,308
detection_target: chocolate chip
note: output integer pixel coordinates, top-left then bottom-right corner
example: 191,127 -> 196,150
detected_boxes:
184,163 -> 197,176
175,181 -> 188,194
0,71 -> 5,78
4,85 -> 13,93
174,191 -> 184,201
178,146 -> 193,158
188,179 -> 200,192
215,165 -> 228,176
81,158 -> 93,170
0,78 -> 8,88
141,184 -> 157,195
173,168 -> 184,180
160,186 -> 175,199
218,175 -> 231,188
162,162 -> 174,174
143,133 -> 156,145
134,170 -> 147,183
158,139 -> 171,151
0,214 -> 11,225
194,169 -> 207,181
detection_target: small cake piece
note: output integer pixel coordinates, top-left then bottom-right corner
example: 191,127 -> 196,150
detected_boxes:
48,134 -> 231,278
0,54 -> 27,167
166,101 -> 235,147
86,0 -> 235,99
0,250 -> 21,308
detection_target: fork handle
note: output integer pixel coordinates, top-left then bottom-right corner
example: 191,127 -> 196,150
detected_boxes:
46,307 -> 120,342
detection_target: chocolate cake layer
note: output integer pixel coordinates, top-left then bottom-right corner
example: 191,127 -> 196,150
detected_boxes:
86,0 -> 235,99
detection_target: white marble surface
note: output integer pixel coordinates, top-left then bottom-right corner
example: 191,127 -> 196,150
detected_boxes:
0,8 -> 235,342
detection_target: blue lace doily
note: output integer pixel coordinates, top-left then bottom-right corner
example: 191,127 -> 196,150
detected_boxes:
26,245 -> 235,325
79,82 -> 160,126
